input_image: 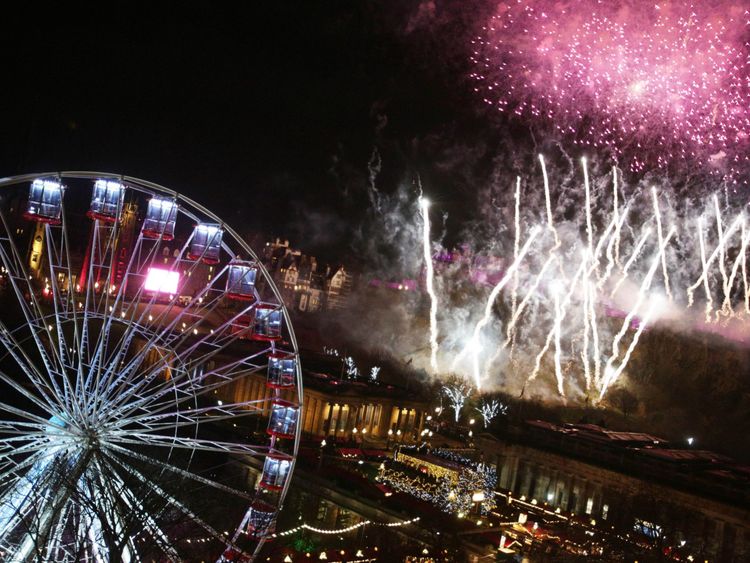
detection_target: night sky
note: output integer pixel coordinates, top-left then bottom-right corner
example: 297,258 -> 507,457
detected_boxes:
0,2 -> 500,262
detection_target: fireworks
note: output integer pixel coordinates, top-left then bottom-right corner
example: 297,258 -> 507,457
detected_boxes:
470,1 -> 750,181
416,153 -> 750,402
420,197 -> 440,372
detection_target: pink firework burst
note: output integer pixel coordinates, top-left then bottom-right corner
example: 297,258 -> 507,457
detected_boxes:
470,1 -> 750,183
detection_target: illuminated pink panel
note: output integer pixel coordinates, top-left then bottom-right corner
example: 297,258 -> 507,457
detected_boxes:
144,267 -> 179,294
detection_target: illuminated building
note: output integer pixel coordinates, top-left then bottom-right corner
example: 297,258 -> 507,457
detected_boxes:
479,421 -> 750,560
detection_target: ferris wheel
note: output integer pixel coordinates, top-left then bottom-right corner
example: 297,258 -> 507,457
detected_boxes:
0,172 -> 302,562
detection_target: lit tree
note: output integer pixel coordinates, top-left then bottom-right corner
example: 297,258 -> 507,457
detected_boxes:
344,356 -> 359,378
476,399 -> 507,428
442,383 -> 472,423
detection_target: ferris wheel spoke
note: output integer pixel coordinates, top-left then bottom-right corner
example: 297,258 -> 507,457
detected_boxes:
0,360 -> 67,418
107,400 -> 265,433
87,236 -> 170,417
104,356 -> 268,426
0,399 -> 73,431
103,318 -> 268,416
42,220 -> 78,372
144,264 -> 230,343
105,451 -> 250,559
96,265 -> 234,409
0,224 -> 70,407
105,433 -> 271,457
75,220 -> 121,409
83,233 -> 152,403
87,456 -> 175,561
105,443 -> 254,501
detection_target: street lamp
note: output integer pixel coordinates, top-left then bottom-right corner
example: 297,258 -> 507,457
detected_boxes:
318,439 -> 326,470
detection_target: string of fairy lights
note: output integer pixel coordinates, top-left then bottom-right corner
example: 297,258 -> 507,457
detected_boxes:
271,516 -> 421,538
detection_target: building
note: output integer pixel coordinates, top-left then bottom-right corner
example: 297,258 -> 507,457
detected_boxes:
223,365 -> 430,443
324,265 -> 353,310
261,237 -> 355,312
477,421 -> 750,561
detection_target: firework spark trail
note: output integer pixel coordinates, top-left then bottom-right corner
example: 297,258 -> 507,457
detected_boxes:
697,218 -> 714,322
552,284 -> 564,396
582,157 -> 594,257
541,207 -> 622,394
588,279 -> 602,389
526,259 -> 588,390
508,177 -> 522,359
613,167 -> 621,266
420,197 -> 440,372
719,222 -> 748,319
485,252 -> 557,378
599,203 -> 631,289
714,195 -> 730,306
580,265 -> 592,391
599,299 -> 659,400
698,217 -> 714,323
451,227 -> 542,387
651,187 -> 673,301
579,160 -> 607,388
687,215 -> 744,307
601,226 -> 675,395
539,155 -> 560,248
743,221 -> 750,315
583,206 -> 634,390
611,227 -> 652,298
504,254 -> 557,345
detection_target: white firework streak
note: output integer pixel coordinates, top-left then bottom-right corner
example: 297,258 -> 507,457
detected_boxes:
599,300 -> 658,400
612,167 -> 622,266
585,203 -> 634,390
527,208 -> 621,394
714,195 -> 729,313
719,221 -> 748,319
580,252 -> 592,391
743,220 -> 750,315
420,197 -> 439,372
552,286 -> 564,396
697,218 -> 713,322
581,158 -> 595,278
599,202 -> 631,290
588,278 -> 602,389
505,254 -> 557,345
581,208 -> 624,392
451,226 -> 541,387
508,177 -> 522,358
526,258 -> 587,388
611,227 -> 652,298
539,155 -> 560,248
485,252 -> 557,378
651,187 -> 673,300
687,214 -> 744,307
600,226 -> 675,396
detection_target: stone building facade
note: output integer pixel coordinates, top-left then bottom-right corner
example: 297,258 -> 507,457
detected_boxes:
477,427 -> 750,561
223,368 -> 429,443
